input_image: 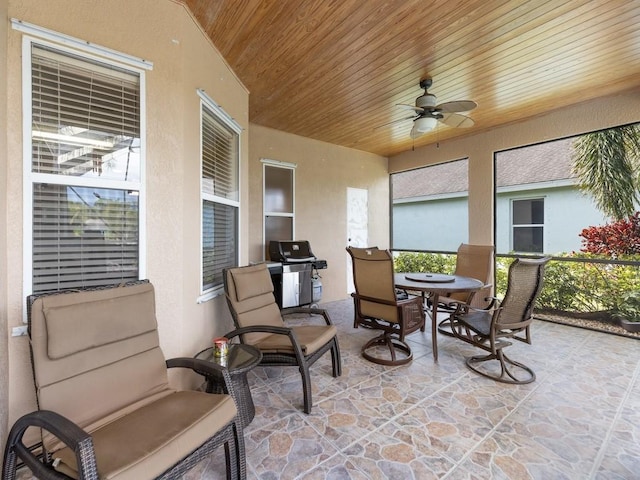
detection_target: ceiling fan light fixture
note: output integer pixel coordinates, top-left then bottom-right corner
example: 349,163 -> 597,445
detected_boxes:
414,116 -> 438,132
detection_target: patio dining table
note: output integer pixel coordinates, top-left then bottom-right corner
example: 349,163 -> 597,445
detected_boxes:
394,272 -> 484,362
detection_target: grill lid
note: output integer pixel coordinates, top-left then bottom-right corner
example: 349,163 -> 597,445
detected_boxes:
269,240 -> 316,262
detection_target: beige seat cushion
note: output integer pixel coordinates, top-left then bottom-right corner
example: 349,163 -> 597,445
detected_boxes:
254,325 -> 337,355
52,391 -> 237,480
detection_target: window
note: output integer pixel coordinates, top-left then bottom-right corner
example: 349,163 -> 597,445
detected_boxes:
200,93 -> 240,295
263,161 -> 295,259
512,198 -> 544,253
25,40 -> 146,294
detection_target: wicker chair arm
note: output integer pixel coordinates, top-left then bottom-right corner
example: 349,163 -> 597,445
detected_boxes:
3,410 -> 97,480
282,306 -> 334,326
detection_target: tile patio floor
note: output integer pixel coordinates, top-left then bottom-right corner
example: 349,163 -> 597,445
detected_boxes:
15,298 -> 639,480
185,298 -> 640,480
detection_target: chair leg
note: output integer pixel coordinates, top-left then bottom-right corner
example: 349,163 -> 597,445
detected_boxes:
299,364 -> 313,414
361,332 -> 413,366
466,349 -> 536,384
331,339 -> 342,377
232,420 -> 246,480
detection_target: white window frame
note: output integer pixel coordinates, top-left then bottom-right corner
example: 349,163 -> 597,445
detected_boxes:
198,90 -> 241,302
511,197 -> 545,253
18,23 -> 150,308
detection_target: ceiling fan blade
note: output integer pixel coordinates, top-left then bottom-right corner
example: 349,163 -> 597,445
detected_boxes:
397,103 -> 425,113
439,112 -> 475,128
409,124 -> 425,139
374,115 -> 417,130
436,100 -> 477,113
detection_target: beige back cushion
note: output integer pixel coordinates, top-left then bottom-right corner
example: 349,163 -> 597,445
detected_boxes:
225,264 -> 284,345
29,282 -> 171,432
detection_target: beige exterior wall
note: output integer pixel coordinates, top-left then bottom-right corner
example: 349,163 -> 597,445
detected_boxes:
2,0 -> 250,439
248,124 -> 389,303
389,90 -> 640,246
1,0 -> 9,448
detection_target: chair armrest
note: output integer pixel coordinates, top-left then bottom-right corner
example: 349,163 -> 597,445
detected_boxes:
224,326 -> 306,361
452,296 -> 502,315
4,410 -> 97,480
282,306 -> 334,326
224,325 -> 294,339
351,292 -> 397,307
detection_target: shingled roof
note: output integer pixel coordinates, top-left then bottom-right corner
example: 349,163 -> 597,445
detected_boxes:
393,138 -> 576,200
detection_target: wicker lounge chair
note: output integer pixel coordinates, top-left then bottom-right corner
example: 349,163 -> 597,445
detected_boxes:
2,281 -> 245,480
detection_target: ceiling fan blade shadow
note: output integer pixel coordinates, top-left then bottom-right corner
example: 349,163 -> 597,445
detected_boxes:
437,100 -> 477,113
374,115 -> 417,130
440,112 -> 475,128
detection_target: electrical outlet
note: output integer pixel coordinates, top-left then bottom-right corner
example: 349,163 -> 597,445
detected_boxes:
12,326 -> 28,337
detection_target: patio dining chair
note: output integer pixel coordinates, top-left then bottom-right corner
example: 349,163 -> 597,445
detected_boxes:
347,247 -> 426,365
435,243 -> 494,335
448,256 -> 550,384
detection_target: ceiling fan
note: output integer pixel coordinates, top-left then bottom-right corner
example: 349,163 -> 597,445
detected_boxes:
395,78 -> 477,139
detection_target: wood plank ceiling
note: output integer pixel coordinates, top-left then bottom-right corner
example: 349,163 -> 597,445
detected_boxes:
183,0 -> 640,157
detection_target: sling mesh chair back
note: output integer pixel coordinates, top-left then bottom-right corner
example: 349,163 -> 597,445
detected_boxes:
440,243 -> 494,309
435,243 -> 494,335
2,281 -> 245,480
347,247 -> 426,366
449,257 -> 550,384
223,263 -> 341,414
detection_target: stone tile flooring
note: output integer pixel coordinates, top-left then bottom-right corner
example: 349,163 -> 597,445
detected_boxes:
185,299 -> 640,480
14,299 -> 640,479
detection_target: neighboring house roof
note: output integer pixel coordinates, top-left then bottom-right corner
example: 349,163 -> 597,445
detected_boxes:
496,138 -> 576,188
393,137 -> 576,199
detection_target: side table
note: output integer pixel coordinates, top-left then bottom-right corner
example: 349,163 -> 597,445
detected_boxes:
194,343 -> 262,428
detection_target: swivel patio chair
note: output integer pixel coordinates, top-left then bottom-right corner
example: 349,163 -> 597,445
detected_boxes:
347,247 -> 426,366
435,243 -> 494,335
2,280 -> 245,480
448,257 -> 550,384
438,243 -> 494,309
223,263 -> 341,414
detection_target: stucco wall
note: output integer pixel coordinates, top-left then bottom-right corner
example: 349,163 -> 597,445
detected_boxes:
248,125 -> 389,302
1,0 -> 9,451
3,0 -> 249,437
389,90 -> 640,246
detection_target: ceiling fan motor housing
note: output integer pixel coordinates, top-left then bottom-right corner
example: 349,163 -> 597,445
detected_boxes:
416,93 -> 437,108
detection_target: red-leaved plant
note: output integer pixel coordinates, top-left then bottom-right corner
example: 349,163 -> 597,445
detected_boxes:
579,212 -> 640,256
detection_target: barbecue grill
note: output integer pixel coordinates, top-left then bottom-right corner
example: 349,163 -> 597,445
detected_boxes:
268,240 -> 327,309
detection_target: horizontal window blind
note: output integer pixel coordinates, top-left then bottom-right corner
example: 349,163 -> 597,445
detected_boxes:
33,184 -> 139,292
201,101 -> 239,293
31,44 -> 141,181
28,43 -> 143,294
202,107 -> 238,201
202,201 -> 238,291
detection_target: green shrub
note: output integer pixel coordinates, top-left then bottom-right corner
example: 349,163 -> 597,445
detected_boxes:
393,251 -> 640,321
